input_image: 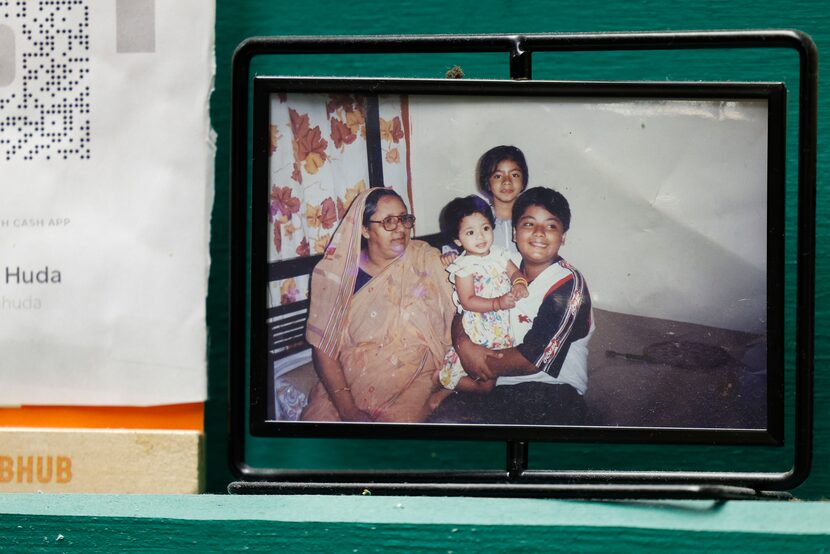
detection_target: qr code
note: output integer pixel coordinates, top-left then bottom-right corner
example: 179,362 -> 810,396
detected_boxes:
0,0 -> 91,161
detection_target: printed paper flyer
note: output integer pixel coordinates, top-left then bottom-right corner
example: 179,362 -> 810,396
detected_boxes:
0,0 -> 213,405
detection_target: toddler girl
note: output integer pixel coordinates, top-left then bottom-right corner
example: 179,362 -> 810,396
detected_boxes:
434,195 -> 529,398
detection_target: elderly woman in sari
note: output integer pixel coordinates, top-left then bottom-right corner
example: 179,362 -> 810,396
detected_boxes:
301,188 -> 455,423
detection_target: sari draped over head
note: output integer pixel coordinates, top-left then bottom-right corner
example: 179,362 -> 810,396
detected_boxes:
303,188 -> 455,423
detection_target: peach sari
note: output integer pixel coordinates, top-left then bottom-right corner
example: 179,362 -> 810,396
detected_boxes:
303,189 -> 454,422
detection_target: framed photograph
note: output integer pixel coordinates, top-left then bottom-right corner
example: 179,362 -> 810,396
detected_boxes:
248,76 -> 785,446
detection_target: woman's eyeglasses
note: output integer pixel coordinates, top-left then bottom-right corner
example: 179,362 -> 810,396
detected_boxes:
368,214 -> 416,231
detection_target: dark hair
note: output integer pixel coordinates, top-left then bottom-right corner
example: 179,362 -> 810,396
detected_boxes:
512,187 -> 571,231
477,145 -> 529,197
439,195 -> 495,241
362,188 -> 405,228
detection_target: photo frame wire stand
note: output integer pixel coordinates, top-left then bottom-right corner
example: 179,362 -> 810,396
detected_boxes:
229,30 -> 817,500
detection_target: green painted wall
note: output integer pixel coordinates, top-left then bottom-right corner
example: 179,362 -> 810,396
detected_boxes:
207,0 -> 829,497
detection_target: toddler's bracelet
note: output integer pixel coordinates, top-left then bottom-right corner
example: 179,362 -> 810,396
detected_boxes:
512,277 -> 528,287
492,297 -> 500,311
332,386 -> 351,395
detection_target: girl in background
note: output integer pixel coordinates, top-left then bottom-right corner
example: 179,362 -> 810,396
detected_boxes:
476,145 -> 529,254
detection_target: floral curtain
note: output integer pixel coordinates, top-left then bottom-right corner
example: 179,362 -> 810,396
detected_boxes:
267,93 -> 411,308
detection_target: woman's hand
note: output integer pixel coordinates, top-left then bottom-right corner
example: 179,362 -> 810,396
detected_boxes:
440,251 -> 458,268
312,347 -> 374,422
339,404 -> 374,422
329,386 -> 374,421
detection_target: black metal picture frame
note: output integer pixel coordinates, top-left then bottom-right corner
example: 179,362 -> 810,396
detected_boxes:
229,30 -> 817,499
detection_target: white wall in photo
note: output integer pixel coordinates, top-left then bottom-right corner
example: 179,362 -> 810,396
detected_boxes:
408,95 -> 768,333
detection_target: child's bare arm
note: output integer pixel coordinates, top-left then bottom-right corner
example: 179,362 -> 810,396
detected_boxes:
506,260 -> 529,299
455,274 -> 508,313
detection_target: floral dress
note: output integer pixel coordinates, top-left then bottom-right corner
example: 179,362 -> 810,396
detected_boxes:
439,246 -> 514,389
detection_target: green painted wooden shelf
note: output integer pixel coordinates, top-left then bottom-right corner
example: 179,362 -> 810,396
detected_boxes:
3,494 -> 830,552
